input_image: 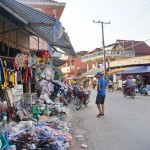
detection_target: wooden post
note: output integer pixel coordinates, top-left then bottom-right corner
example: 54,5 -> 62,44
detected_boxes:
16,29 -> 18,49
2,20 -> 5,43
8,24 -> 11,57
29,78 -> 31,94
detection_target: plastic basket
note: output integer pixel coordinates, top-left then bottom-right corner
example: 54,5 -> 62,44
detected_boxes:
0,132 -> 8,150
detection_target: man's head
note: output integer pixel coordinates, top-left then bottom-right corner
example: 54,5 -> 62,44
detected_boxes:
95,72 -> 103,79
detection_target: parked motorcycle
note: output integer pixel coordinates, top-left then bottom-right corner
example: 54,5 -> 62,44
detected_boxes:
72,84 -> 81,105
57,89 -> 68,106
66,85 -> 74,103
76,89 -> 91,110
139,85 -> 147,96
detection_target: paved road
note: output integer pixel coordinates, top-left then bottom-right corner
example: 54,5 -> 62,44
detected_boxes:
71,89 -> 150,150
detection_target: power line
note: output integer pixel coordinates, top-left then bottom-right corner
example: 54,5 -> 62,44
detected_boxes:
108,1 -> 150,35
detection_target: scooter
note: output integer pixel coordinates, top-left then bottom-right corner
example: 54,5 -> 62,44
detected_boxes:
66,85 -> 74,103
76,89 -> 91,110
123,85 -> 135,99
139,85 -> 147,96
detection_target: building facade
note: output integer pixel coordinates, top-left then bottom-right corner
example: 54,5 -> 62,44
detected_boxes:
82,40 -> 150,69
18,0 -> 66,50
60,51 -> 93,78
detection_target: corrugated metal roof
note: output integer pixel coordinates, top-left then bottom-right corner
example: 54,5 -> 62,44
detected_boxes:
1,0 -> 54,25
0,0 -> 76,56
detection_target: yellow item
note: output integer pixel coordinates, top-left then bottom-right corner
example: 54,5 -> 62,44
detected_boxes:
37,57 -> 42,62
9,72 -> 15,86
3,70 -> 8,88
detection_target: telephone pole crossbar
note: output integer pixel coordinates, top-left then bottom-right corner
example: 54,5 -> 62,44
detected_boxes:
93,20 -> 110,77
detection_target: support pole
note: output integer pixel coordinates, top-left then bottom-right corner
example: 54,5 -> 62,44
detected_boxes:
93,20 -> 110,77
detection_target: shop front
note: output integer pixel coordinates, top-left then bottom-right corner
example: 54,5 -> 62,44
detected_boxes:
0,0 -> 75,149
121,66 -> 150,95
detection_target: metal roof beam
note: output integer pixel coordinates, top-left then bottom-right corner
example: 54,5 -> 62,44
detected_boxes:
0,28 -> 19,35
29,23 -> 53,26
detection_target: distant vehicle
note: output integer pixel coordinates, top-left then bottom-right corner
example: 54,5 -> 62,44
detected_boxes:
123,84 -> 135,99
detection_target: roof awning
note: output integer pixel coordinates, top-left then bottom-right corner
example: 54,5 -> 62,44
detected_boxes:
80,68 -> 104,78
0,0 -> 76,56
121,66 -> 150,74
52,57 -> 66,67
108,68 -> 126,75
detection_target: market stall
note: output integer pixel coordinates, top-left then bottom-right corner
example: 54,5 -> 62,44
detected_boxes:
120,66 -> 150,95
0,0 -> 75,149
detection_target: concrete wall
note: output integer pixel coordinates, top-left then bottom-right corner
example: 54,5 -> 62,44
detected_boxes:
109,55 -> 150,68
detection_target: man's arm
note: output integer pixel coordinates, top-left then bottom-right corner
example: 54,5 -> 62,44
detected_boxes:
97,79 -> 101,91
97,84 -> 100,91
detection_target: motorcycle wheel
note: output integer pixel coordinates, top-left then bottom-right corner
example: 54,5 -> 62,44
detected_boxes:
74,96 -> 78,105
84,100 -> 89,107
63,99 -> 69,106
84,98 -> 89,107
76,98 -> 82,110
124,93 -> 126,97
67,95 -> 71,103
130,92 -> 135,99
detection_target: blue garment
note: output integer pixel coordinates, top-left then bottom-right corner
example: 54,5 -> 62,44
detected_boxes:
97,77 -> 107,95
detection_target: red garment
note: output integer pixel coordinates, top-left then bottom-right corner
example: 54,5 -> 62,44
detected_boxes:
42,50 -> 50,58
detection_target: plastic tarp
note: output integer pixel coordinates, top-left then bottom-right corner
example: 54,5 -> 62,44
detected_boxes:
121,66 -> 150,74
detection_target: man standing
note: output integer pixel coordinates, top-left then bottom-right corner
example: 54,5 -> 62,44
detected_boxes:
95,72 -> 107,117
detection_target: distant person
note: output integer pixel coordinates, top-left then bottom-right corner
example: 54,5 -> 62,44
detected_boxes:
95,72 -> 107,117
108,79 -> 113,92
124,76 -> 134,94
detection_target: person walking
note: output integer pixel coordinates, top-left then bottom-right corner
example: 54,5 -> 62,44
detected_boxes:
108,79 -> 113,92
95,72 -> 107,117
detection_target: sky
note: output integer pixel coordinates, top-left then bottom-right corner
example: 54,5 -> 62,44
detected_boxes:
58,0 -> 150,52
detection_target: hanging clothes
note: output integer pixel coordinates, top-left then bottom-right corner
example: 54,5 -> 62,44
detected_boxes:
0,59 -> 4,84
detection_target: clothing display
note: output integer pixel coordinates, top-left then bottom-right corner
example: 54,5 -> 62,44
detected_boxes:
0,42 -> 71,150
0,58 -> 15,88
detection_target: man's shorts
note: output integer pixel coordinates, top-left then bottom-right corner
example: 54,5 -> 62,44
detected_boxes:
96,95 -> 106,104
108,85 -> 112,88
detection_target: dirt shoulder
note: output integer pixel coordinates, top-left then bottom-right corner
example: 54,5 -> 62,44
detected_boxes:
66,104 -> 91,150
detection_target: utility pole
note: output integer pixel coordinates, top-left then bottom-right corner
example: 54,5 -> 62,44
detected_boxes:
93,20 -> 110,77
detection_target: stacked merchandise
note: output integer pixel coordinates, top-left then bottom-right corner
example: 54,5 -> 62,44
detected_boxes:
1,116 -> 72,149
0,60 -> 73,150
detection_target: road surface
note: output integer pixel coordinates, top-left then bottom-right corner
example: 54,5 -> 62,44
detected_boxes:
71,89 -> 150,150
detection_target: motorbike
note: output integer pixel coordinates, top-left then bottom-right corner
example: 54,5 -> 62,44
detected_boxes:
75,89 -> 91,110
57,89 -> 69,106
66,85 -> 74,103
123,84 -> 135,99
139,85 -> 147,96
72,84 -> 81,105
